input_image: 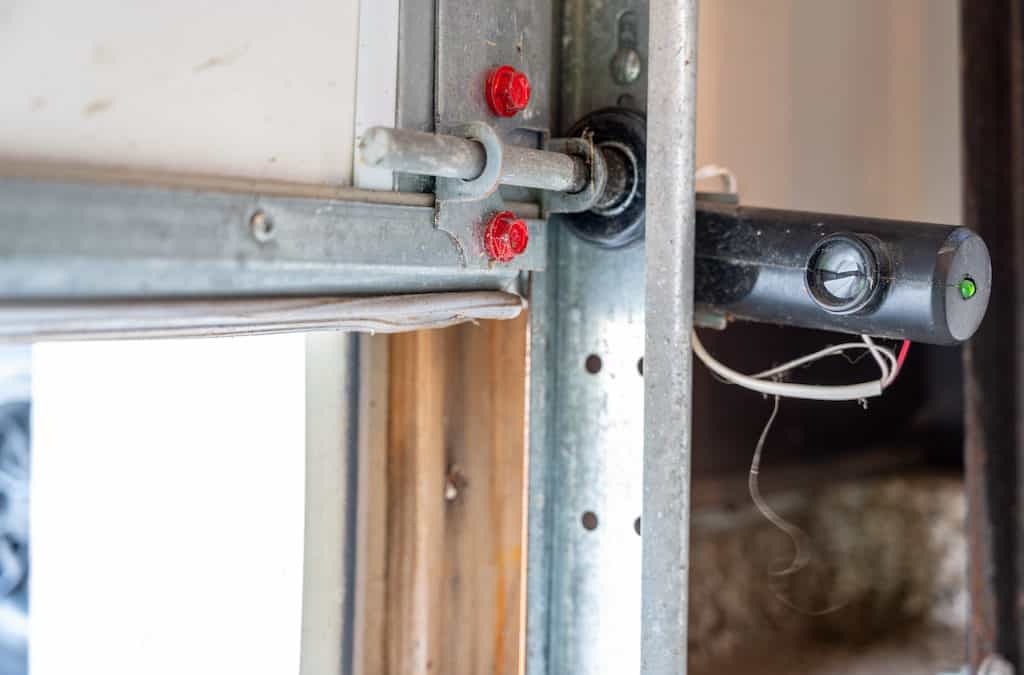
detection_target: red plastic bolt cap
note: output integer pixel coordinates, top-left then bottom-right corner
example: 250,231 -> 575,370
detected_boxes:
486,65 -> 531,117
484,211 -> 529,262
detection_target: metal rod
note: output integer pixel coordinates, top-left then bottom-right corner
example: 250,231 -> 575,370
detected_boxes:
502,144 -> 588,193
360,127 -> 486,181
642,1 -> 698,674
359,126 -> 589,193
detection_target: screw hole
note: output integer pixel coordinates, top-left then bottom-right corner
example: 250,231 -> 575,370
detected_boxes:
585,354 -> 602,374
581,511 -> 599,531
634,516 -> 641,536
637,357 -> 643,375
250,211 -> 275,243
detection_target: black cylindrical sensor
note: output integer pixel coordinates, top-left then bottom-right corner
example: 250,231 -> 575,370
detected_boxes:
695,201 -> 991,345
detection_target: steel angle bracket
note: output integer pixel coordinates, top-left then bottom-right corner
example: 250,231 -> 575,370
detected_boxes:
433,0 -> 553,271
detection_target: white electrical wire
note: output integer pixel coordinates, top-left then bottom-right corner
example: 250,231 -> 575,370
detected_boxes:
695,164 -> 739,194
750,339 -> 897,383
692,330 -> 896,401
860,334 -> 899,387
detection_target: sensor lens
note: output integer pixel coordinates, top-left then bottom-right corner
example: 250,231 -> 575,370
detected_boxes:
806,235 -> 879,314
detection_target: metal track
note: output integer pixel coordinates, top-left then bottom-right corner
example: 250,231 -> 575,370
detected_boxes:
0,177 -> 541,300
526,1 -> 652,673
642,2 -> 698,673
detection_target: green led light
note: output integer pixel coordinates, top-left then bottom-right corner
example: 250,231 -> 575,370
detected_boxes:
959,276 -> 977,300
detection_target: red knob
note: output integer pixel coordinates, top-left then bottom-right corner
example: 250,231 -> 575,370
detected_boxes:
484,211 -> 529,262
485,65 -> 531,117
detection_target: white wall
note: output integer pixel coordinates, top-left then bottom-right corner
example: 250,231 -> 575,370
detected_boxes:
0,0 -> 359,183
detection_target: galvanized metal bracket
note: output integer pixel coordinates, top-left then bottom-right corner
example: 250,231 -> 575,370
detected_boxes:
526,1 -> 651,674
0,176 -> 528,301
433,0 -> 553,272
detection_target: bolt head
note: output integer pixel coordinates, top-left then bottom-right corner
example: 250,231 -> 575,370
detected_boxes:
486,65 -> 531,117
484,210 -> 529,262
610,47 -> 642,84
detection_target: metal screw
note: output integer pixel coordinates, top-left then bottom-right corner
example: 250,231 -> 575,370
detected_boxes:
611,47 -> 642,84
249,211 -> 275,243
485,65 -> 531,117
484,210 -> 529,262
612,9 -> 642,85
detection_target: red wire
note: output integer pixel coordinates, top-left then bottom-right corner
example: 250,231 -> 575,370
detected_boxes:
893,340 -> 911,378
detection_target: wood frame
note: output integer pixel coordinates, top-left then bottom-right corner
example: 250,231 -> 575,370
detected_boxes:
356,313 -> 530,675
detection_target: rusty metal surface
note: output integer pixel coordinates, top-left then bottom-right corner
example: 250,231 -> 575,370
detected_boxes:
962,0 -> 1024,671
